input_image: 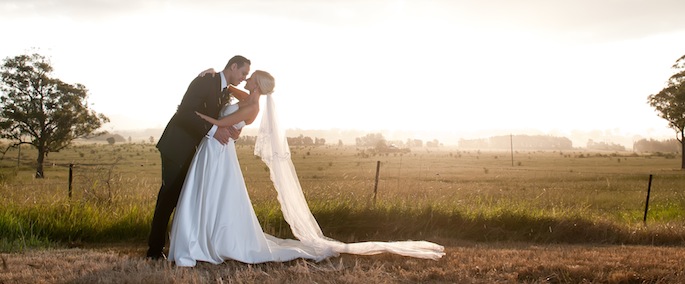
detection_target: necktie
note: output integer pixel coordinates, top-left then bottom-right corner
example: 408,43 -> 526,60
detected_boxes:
220,87 -> 231,106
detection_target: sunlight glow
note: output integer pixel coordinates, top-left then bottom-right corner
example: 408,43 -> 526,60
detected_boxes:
1,1 -> 683,145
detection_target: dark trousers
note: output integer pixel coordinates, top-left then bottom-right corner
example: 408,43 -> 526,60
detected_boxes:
147,154 -> 192,253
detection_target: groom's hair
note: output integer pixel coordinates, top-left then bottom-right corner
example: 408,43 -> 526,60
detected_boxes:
224,55 -> 251,70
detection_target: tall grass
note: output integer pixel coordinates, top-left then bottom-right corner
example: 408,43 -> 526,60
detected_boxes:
1,142 -> 684,252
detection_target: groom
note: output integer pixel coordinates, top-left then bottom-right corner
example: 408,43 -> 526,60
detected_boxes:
147,55 -> 252,259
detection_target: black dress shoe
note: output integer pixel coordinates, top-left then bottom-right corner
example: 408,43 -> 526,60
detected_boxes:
146,249 -> 167,260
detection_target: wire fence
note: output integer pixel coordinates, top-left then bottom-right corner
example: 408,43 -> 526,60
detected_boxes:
3,149 -> 682,225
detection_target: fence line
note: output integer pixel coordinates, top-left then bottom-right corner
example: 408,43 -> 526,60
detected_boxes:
1,156 -> 674,218
2,158 -> 669,182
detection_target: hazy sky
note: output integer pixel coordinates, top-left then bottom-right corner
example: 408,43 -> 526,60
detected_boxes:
2,0 -> 685,140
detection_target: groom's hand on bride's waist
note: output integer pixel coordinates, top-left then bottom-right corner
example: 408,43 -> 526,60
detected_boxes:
228,126 -> 241,141
213,127 -> 231,144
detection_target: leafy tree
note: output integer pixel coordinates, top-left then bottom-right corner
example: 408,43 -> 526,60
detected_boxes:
0,53 -> 109,178
355,133 -> 385,147
648,54 -> 685,169
374,139 -> 388,152
633,138 -> 680,153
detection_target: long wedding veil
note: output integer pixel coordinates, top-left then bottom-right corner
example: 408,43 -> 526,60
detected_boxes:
254,94 -> 445,260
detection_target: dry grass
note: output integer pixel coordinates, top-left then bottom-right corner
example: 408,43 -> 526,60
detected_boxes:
1,240 -> 684,283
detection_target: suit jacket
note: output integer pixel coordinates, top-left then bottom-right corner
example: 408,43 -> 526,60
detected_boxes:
156,75 -> 228,165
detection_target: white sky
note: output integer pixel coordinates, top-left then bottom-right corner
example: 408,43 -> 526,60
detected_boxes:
2,0 -> 685,142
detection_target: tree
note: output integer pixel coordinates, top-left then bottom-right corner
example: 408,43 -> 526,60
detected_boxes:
0,53 -> 109,178
633,138 -> 680,153
648,54 -> 685,169
355,133 -> 385,147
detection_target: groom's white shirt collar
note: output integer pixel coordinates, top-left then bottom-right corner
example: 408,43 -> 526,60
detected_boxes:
219,72 -> 227,90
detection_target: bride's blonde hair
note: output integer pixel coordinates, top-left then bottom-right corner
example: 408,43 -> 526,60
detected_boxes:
253,70 -> 275,95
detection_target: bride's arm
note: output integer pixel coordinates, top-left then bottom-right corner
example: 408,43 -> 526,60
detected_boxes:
195,105 -> 256,127
194,112 -> 222,126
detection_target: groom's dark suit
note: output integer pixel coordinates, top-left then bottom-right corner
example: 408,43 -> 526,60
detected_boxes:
148,74 -> 229,255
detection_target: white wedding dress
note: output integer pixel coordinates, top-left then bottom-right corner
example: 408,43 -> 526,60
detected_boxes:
168,104 -> 330,266
169,99 -> 444,267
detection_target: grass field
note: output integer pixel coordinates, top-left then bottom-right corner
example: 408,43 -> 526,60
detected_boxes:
0,142 -> 684,282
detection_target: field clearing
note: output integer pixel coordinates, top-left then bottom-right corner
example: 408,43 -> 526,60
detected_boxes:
1,142 -> 684,282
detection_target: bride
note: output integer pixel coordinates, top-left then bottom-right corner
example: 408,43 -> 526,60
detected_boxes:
168,70 -> 444,267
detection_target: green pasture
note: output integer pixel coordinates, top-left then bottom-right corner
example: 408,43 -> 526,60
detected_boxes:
1,142 -> 683,252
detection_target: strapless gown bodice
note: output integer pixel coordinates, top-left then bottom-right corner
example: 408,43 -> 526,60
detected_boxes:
220,104 -> 246,130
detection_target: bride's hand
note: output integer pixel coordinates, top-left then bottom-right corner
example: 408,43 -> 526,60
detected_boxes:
198,68 -> 216,77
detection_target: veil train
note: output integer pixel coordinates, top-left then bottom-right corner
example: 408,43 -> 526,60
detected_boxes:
254,95 -> 445,260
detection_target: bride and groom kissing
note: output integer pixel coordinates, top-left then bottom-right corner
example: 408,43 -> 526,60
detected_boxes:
147,55 -> 444,266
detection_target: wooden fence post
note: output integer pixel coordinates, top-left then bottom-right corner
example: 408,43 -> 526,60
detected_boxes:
373,161 -> 381,205
68,163 -> 74,198
643,174 -> 653,225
